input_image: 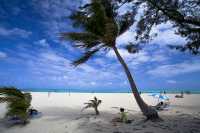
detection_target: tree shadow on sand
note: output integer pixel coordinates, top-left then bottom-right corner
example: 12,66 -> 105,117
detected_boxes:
1,107 -> 200,133
40,107 -> 200,133
70,111 -> 200,133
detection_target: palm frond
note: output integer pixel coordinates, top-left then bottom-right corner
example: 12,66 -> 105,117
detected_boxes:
0,87 -> 24,98
0,87 -> 32,122
69,11 -> 88,27
0,97 -> 10,103
118,12 -> 135,35
97,100 -> 102,106
60,32 -> 101,49
86,0 -> 107,36
82,96 -> 102,114
0,97 -> 20,103
61,32 -> 98,43
84,104 -> 93,109
70,0 -> 107,36
62,0 -> 137,66
84,102 -> 94,108
72,49 -> 99,66
125,42 -> 141,54
89,100 -> 96,105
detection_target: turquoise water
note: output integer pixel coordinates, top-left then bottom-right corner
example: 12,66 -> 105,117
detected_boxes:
20,88 -> 200,94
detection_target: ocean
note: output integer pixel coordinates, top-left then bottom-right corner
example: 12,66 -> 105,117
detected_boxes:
20,88 -> 200,94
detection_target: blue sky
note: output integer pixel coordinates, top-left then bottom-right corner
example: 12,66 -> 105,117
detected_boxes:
0,0 -> 200,92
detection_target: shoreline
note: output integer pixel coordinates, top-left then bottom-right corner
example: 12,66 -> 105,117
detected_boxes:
20,90 -> 200,94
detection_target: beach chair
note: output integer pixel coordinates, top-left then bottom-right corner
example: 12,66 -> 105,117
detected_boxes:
175,95 -> 184,98
175,92 -> 184,98
154,101 -> 170,111
28,108 -> 42,119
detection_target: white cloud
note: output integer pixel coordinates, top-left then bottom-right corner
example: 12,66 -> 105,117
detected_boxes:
107,48 -> 168,68
40,52 -> 68,62
32,0 -> 82,42
115,16 -> 186,48
78,64 -> 96,73
0,27 -> 32,38
35,39 -> 50,47
156,22 -> 173,31
152,30 -> 186,46
0,51 -> 7,59
18,48 -> 123,88
167,80 -> 177,84
150,50 -> 169,62
116,28 -> 136,46
90,82 -> 96,85
107,48 -> 149,61
107,48 -> 127,58
150,22 -> 186,46
147,60 -> 200,77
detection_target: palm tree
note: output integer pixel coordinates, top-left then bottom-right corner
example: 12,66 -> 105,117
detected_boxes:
61,0 -> 158,119
0,87 -> 32,124
82,96 -> 102,115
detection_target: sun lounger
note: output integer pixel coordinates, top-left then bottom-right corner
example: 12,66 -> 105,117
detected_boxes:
175,92 -> 184,98
28,108 -> 42,118
154,101 -> 170,111
175,95 -> 184,98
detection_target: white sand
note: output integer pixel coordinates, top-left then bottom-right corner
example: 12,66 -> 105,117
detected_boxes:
0,93 -> 200,133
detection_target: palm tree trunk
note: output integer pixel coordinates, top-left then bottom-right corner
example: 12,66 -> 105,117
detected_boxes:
94,107 -> 99,115
112,46 -> 159,120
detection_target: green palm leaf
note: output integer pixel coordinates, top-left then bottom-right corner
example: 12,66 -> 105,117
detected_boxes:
0,87 -> 32,123
60,0 -> 137,66
72,49 -> 99,66
61,32 -> 100,48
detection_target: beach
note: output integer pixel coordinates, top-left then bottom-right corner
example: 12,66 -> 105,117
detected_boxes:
0,92 -> 200,133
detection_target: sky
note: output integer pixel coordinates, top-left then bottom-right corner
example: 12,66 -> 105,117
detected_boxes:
0,0 -> 200,92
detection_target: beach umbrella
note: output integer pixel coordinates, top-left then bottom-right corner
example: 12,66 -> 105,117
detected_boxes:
149,93 -> 169,101
149,93 -> 160,98
149,93 -> 159,97
158,95 -> 169,101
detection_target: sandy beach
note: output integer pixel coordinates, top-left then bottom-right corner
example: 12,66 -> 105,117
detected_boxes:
0,92 -> 200,133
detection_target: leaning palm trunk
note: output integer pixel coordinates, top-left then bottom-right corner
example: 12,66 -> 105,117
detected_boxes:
113,46 -> 158,119
94,107 -> 100,115
61,0 -> 159,120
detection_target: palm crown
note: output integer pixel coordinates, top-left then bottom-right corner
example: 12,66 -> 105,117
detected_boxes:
61,0 -> 134,66
0,87 -> 32,122
82,96 -> 102,115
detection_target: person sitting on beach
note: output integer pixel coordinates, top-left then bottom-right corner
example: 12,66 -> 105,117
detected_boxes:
120,108 -> 128,123
111,108 -> 132,124
155,101 -> 170,110
155,101 -> 164,110
175,91 -> 184,98
28,108 -> 38,116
